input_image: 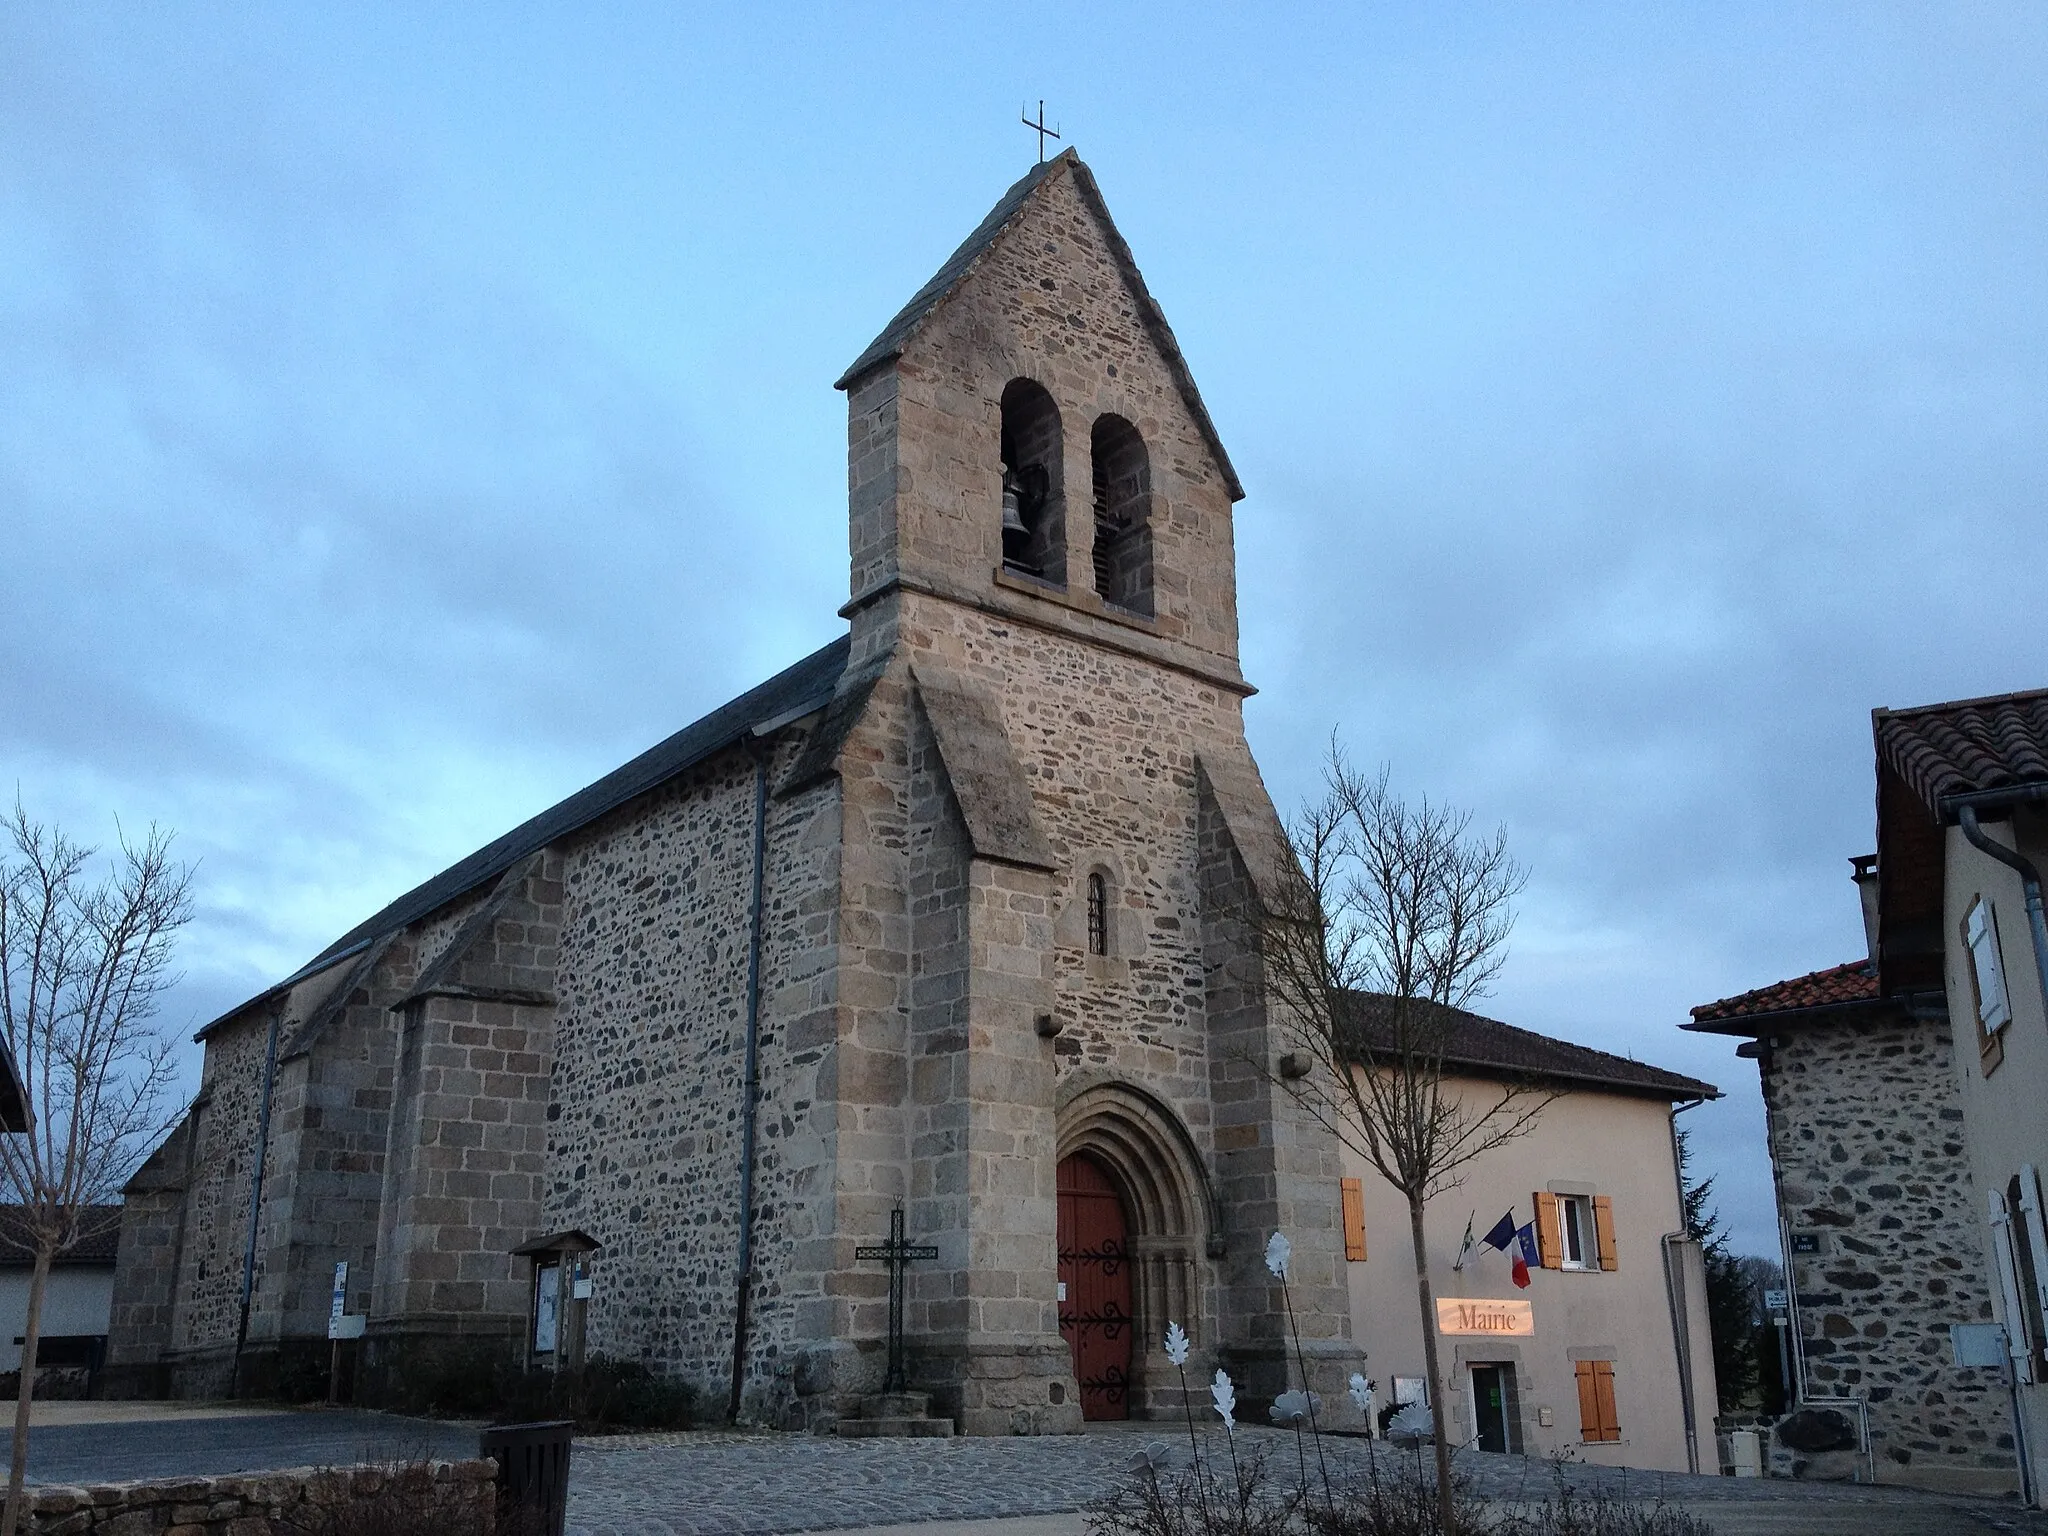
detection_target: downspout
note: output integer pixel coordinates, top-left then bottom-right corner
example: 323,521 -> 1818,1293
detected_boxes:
1663,1096 -> 1708,1475
234,1000 -> 284,1393
728,740 -> 771,1423
1956,802 -> 2048,1014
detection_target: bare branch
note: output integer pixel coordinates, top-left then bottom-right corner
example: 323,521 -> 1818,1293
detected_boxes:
1251,745 -> 1541,1529
0,803 -> 192,1535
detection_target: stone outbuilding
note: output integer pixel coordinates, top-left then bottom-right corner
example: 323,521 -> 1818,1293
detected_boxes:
1686,685 -> 2048,1502
1687,954 -> 2018,1495
103,151 -> 1368,1433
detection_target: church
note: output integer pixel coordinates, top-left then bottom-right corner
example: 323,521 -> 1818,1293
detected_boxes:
103,151 -> 1369,1434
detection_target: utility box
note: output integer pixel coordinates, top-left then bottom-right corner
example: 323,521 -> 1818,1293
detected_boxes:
1729,1428 -> 1763,1477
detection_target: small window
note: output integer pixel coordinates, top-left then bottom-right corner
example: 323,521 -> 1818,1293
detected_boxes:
1086,872 -> 1109,957
1965,896 -> 2012,1035
1538,1191 -> 1618,1272
1559,1197 -> 1594,1271
1574,1359 -> 1620,1442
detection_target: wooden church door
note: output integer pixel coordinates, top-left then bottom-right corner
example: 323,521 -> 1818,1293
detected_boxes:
1057,1153 -> 1133,1420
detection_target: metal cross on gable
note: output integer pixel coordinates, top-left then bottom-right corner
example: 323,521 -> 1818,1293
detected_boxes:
855,1208 -> 938,1393
1022,100 -> 1062,164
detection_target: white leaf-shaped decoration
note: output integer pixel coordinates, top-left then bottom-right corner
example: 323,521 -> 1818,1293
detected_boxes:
1387,1400 -> 1435,1444
1126,1443 -> 1172,1475
1265,1231 -> 1292,1280
1270,1388 -> 1320,1423
1211,1367 -> 1237,1430
1164,1321 -> 1190,1367
1348,1373 -> 1374,1414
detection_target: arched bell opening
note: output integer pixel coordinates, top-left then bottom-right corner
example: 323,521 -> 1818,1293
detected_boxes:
1089,414 -> 1153,616
999,379 -> 1065,584
1057,1081 -> 1218,1422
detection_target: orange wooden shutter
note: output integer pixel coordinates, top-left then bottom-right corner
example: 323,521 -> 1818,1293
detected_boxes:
1340,1177 -> 1367,1261
1594,1361 -> 1621,1441
1574,1361 -> 1601,1440
1533,1192 -> 1562,1269
1593,1195 -> 1618,1271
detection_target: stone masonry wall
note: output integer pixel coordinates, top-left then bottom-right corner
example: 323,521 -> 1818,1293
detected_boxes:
367,855 -> 563,1389
541,728 -> 841,1420
159,1009 -> 272,1395
240,938 -> 418,1395
1765,1008 -> 2015,1490
23,1459 -> 496,1536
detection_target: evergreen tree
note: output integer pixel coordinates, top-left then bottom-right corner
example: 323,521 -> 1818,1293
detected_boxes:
1677,1128 -> 1762,1412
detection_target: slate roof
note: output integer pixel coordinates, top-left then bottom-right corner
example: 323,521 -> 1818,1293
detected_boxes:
1340,993 -> 1719,1101
201,635 -> 851,1036
1684,960 -> 1881,1032
1874,686 -> 2048,819
835,150 -> 1245,502
0,1205 -> 123,1267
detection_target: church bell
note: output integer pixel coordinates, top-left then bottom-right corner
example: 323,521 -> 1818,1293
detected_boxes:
1001,469 -> 1028,536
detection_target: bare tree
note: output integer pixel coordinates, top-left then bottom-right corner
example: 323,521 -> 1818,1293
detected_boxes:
1258,749 -> 1547,1532
0,804 -> 191,1536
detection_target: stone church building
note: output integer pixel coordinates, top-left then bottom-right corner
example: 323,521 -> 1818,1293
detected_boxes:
105,151 -> 1367,1433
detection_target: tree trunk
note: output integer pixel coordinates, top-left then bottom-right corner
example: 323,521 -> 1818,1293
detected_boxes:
1407,1195 -> 1456,1534
2,1241 -> 52,1536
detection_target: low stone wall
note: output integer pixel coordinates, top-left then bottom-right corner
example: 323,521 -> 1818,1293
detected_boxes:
24,1458 -> 497,1535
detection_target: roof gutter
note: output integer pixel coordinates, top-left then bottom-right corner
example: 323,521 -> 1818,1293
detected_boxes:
1952,800 -> 2048,1024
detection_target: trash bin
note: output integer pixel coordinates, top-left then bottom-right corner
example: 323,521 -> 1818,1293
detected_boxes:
480,1418 -> 575,1536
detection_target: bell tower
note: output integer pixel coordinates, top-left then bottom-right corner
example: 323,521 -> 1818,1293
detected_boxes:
834,149 -> 1249,694
816,152 -> 1365,1436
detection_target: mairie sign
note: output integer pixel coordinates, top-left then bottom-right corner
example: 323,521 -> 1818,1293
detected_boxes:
1436,1298 -> 1534,1336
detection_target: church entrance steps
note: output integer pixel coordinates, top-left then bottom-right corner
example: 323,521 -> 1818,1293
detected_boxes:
835,1392 -> 956,1438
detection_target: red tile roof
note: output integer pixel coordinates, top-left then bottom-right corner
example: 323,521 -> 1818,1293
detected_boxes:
1874,687 -> 2048,819
1687,960 -> 1879,1027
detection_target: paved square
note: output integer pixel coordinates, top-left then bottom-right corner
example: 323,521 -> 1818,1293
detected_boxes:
567,1426 -> 2048,1536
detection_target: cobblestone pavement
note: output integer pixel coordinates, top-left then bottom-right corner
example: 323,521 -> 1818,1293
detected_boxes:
24,1408 -> 479,1486
568,1425 -> 2048,1536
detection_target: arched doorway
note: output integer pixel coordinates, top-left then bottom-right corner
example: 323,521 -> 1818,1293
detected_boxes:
1055,1080 -> 1218,1421
1057,1153 -> 1133,1420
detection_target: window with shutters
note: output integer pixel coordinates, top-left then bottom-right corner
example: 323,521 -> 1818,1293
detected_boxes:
1574,1359 -> 1620,1442
1990,1184 -> 2039,1383
1964,896 -> 2013,1077
1536,1191 -> 1618,1273
2008,1172 -> 2048,1379
1341,1177 -> 1367,1261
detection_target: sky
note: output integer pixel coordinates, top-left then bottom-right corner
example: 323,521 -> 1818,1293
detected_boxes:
4,5 -> 2045,1256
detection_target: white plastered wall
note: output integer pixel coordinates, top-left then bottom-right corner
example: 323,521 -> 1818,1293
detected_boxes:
1340,1078 -> 1714,1474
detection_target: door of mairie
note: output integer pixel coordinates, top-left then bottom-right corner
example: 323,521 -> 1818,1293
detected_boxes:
1057,1152 -> 1133,1421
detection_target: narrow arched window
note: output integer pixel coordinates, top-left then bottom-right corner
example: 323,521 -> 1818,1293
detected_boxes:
1086,872 -> 1109,957
1090,415 -> 1153,615
1000,380 -> 1065,584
